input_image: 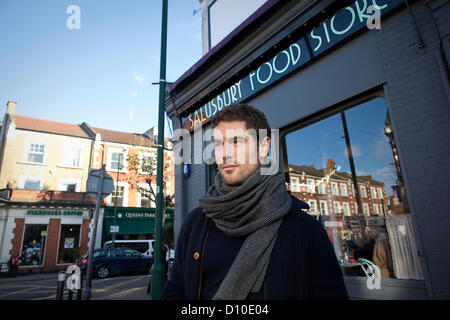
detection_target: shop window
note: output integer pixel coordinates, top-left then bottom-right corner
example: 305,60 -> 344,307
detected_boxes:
284,97 -> 423,281
57,225 -> 81,264
19,224 -> 47,266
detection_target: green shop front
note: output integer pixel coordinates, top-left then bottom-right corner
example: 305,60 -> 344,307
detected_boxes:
101,207 -> 174,244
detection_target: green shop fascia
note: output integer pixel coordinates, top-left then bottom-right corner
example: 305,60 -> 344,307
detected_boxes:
102,206 -> 174,242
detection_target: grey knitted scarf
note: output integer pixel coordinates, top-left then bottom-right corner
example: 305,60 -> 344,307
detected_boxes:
198,166 -> 292,300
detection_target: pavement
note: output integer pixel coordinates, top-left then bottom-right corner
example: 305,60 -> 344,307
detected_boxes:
0,270 -> 59,284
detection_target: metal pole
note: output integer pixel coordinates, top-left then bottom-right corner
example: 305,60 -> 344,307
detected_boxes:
340,112 -> 367,242
150,0 -> 168,300
82,171 -> 105,300
112,154 -> 121,248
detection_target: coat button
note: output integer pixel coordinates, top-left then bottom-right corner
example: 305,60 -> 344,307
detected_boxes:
194,252 -> 200,260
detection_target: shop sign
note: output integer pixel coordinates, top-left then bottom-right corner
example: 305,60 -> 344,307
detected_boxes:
27,210 -> 83,216
181,0 -> 404,130
324,219 -> 344,229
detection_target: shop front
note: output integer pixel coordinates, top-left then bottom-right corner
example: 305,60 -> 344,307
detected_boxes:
165,0 -> 449,299
0,191 -> 95,273
101,206 -> 174,245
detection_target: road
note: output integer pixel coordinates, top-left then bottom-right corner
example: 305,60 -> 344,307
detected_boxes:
0,273 -> 151,300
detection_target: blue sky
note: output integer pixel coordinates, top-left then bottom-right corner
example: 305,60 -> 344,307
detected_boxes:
0,0 -> 203,135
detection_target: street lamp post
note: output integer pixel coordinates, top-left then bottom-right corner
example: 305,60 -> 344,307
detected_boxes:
150,0 -> 168,300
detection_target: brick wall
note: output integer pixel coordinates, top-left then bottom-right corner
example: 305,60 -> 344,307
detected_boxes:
375,1 -> 450,298
9,218 -> 24,257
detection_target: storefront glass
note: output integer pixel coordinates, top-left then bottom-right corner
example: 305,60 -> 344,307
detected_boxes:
57,224 -> 81,264
19,224 -> 47,266
284,97 -> 423,281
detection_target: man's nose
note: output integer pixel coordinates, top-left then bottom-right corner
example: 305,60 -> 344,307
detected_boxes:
223,141 -> 236,163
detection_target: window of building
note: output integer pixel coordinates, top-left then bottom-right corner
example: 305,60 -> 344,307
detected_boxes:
290,176 -> 300,192
340,183 -> 348,197
319,200 -> 328,215
377,187 -> 384,200
61,144 -> 82,167
318,181 -> 326,194
24,179 -> 42,190
363,203 -> 370,216
370,187 -> 377,199
306,179 -> 315,193
110,152 -> 125,171
342,202 -> 350,216
333,201 -> 341,214
139,186 -> 155,208
360,185 -> 367,198
111,185 -> 125,206
309,199 -> 317,213
140,153 -> 157,175
27,143 -> 45,164
331,182 -> 339,196
57,225 -> 81,264
19,224 -> 47,266
284,97 -> 420,281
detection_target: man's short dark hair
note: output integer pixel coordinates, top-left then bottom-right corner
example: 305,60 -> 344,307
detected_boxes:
211,104 -> 271,141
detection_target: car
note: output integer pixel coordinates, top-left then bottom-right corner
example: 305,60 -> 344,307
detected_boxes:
78,248 -> 153,279
103,240 -> 154,258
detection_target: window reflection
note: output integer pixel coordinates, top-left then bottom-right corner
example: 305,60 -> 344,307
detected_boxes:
284,97 -> 423,280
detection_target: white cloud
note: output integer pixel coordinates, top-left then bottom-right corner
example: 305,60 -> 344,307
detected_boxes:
132,72 -> 145,86
130,91 -> 138,98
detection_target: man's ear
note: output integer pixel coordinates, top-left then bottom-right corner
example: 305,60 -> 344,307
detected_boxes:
258,136 -> 271,162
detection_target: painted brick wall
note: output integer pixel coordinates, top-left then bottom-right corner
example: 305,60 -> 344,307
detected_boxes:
375,1 -> 450,298
10,218 -> 24,257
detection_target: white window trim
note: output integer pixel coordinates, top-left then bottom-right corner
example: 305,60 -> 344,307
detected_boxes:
319,200 -> 328,215
19,175 -> 45,190
106,148 -> 128,173
21,138 -> 49,165
370,187 -> 377,199
363,203 -> 370,216
290,176 -> 300,192
107,182 -> 129,206
360,185 -> 367,198
331,182 -> 339,196
306,179 -> 315,194
342,202 -> 350,216
308,199 -> 318,213
373,204 -> 379,215
333,201 -> 341,214
340,183 -> 348,197
137,183 -> 156,208
57,178 -> 81,192
59,142 -> 84,169
377,187 -> 384,199
138,151 -> 157,175
318,181 -> 326,194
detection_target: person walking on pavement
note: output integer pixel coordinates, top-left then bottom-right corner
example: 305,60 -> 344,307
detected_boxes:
161,104 -> 348,300
9,252 -> 20,277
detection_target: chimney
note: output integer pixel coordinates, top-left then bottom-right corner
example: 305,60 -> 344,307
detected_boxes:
6,101 -> 16,115
326,158 -> 336,171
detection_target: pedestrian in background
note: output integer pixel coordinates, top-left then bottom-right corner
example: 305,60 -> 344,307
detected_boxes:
9,252 -> 20,277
